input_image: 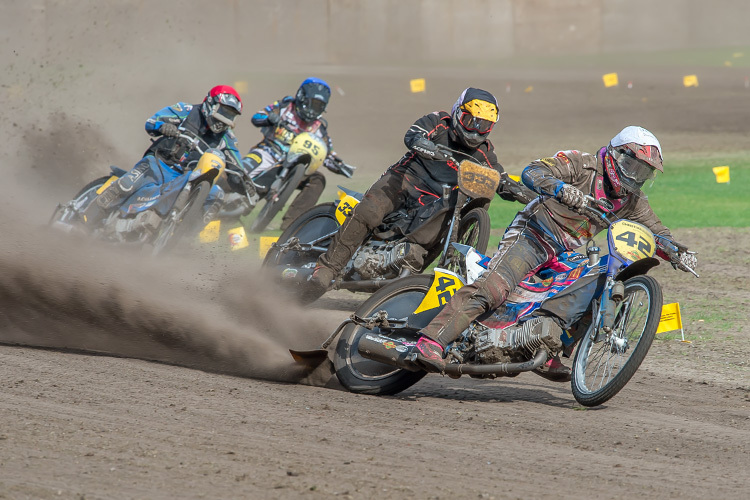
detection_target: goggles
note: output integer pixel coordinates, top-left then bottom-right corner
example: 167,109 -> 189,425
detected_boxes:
303,97 -> 327,115
457,108 -> 495,135
614,149 -> 657,185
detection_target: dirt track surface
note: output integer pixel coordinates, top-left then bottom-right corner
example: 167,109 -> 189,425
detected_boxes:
1,225 -> 748,500
3,4 -> 750,499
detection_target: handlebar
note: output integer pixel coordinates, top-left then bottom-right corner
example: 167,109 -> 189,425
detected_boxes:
578,195 -> 699,277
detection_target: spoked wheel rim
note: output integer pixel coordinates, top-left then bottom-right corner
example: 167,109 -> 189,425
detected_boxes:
573,278 -> 658,403
444,207 -> 490,275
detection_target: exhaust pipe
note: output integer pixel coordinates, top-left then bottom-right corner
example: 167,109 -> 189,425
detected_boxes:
443,349 -> 548,377
356,333 -> 421,372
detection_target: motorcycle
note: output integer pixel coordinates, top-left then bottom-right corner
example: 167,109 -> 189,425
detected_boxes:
263,147 -> 509,297
293,196 -> 698,407
241,130 -> 340,233
50,130 -> 230,255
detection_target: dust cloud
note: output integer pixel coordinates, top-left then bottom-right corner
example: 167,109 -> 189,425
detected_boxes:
0,121 -> 337,386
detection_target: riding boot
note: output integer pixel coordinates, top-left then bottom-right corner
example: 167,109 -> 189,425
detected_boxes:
410,336 -> 446,373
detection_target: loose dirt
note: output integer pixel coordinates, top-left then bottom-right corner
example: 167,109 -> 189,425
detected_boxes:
1,6 -> 749,499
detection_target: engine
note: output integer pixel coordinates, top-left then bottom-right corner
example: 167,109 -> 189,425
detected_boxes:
471,317 -> 563,364
351,242 -> 413,280
100,209 -> 162,242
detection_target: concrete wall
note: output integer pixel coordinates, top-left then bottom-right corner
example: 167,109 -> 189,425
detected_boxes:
4,0 -> 749,70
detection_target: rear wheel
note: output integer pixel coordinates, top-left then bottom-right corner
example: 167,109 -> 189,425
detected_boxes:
571,275 -> 662,407
262,202 -> 339,268
334,274 -> 441,395
49,175 -> 112,225
249,167 -> 307,233
151,181 -> 211,256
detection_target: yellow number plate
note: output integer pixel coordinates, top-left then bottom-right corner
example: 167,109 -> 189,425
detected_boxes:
335,194 -> 359,225
609,220 -> 656,262
413,270 -> 465,314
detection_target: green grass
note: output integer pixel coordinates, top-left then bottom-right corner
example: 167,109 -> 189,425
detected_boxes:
488,153 -> 750,232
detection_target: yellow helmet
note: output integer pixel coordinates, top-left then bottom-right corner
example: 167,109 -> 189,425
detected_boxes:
451,88 -> 499,148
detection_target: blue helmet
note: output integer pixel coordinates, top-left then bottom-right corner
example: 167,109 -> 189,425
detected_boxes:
295,77 -> 331,122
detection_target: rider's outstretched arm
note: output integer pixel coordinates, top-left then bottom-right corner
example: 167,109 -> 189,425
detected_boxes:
145,102 -> 191,136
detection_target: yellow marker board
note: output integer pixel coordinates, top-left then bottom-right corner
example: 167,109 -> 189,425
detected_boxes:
683,75 -> 699,87
410,78 -> 426,93
233,80 -> 249,94
712,166 -> 730,183
228,226 -> 249,251
602,73 -> 619,87
199,220 -> 221,243
259,236 -> 279,258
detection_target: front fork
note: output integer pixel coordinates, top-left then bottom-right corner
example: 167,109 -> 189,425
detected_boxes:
591,277 -> 628,348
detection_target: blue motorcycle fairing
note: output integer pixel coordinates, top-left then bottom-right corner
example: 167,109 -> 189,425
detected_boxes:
118,157 -> 191,217
476,253 -> 609,331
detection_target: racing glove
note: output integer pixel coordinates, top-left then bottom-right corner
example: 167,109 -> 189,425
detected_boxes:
656,238 -> 698,273
498,173 -> 537,204
412,138 -> 447,161
324,155 -> 355,178
556,184 -> 587,211
266,112 -> 281,126
159,123 -> 179,137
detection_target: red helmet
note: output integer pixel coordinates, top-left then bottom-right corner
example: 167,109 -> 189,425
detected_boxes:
202,85 -> 242,134
604,126 -> 663,197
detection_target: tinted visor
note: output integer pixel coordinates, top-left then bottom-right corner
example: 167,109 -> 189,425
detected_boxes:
458,109 -> 494,134
305,97 -> 327,116
213,104 -> 240,127
616,150 -> 657,184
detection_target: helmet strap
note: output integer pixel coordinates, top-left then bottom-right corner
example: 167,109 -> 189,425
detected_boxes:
601,146 -> 626,198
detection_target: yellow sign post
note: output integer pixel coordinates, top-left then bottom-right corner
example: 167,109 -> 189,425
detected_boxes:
602,73 -> 619,88
656,302 -> 687,341
712,166 -> 730,183
410,78 -> 426,93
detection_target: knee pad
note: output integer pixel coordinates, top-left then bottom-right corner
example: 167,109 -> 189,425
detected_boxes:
97,161 -> 151,209
473,271 -> 511,310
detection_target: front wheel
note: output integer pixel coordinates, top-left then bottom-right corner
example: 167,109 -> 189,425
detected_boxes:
151,181 -> 211,256
334,274 -> 442,395
571,275 -> 663,407
443,207 -> 491,274
249,167 -> 307,233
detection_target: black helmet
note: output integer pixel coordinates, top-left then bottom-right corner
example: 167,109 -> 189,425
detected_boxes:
295,78 -> 331,122
451,87 -> 499,148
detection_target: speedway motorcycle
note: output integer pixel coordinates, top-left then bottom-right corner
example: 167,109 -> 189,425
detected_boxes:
263,148 -> 509,298
293,196 -> 698,407
241,130 -> 340,233
50,130 -> 230,255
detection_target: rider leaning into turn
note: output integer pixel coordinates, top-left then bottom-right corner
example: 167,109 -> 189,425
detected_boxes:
241,77 -> 354,231
408,126 -> 698,379
303,87 -> 536,299
82,85 -> 247,227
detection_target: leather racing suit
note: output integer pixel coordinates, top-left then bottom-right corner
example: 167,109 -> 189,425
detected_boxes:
242,96 -> 348,230
316,110 -> 535,277
418,147 -> 674,347
85,102 -> 244,225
